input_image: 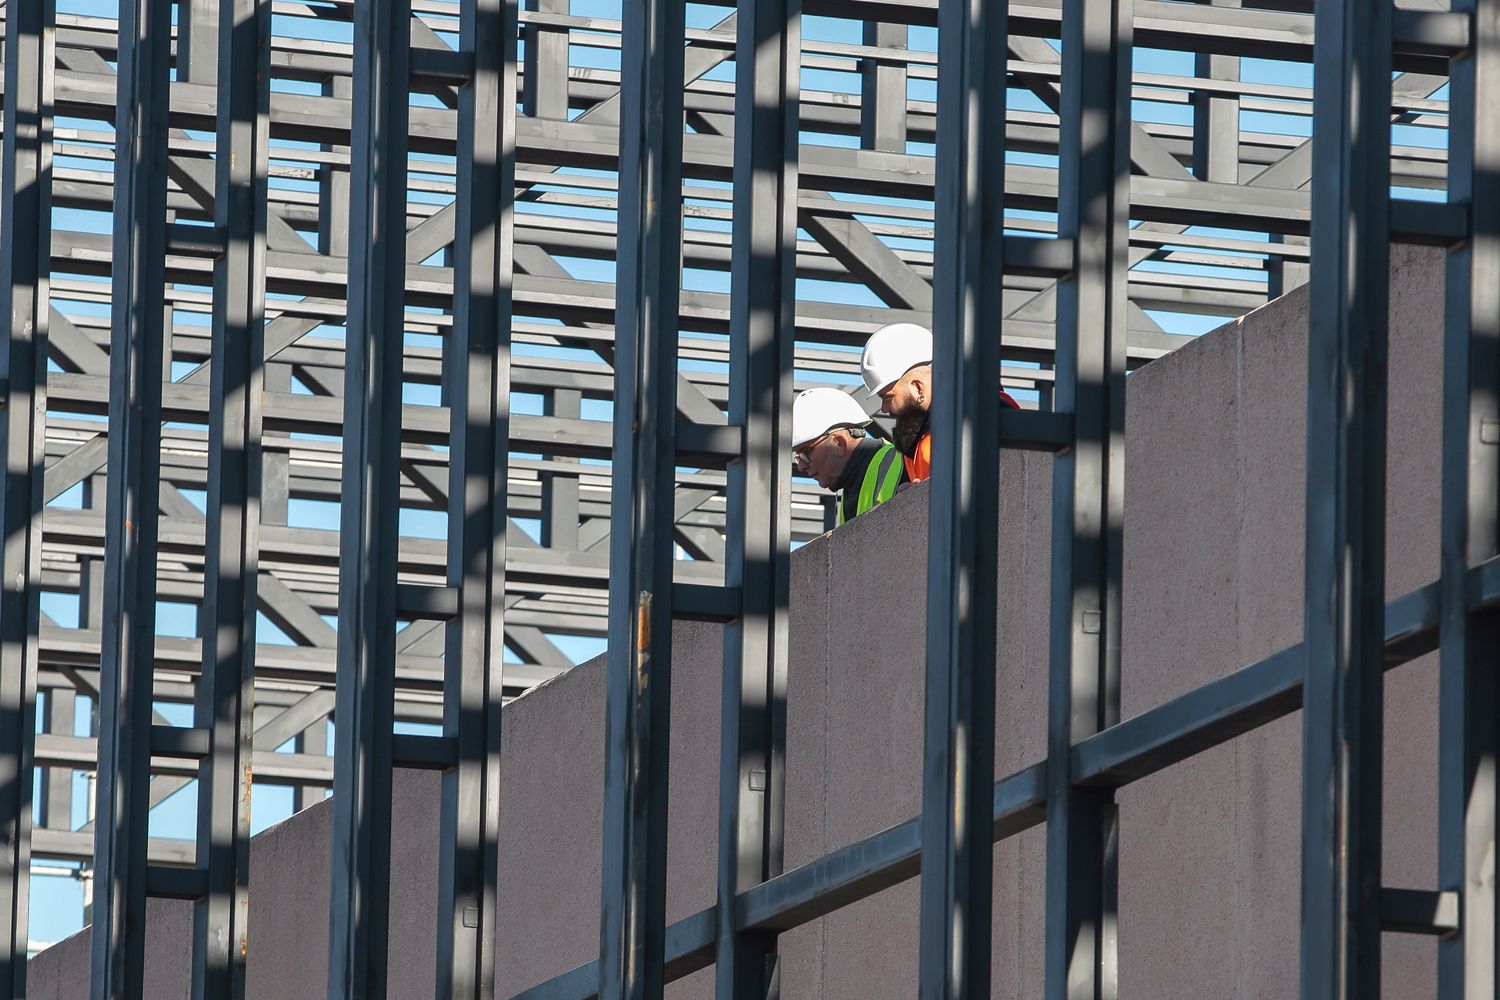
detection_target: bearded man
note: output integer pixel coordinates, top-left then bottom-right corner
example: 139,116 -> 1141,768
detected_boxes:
859,322 -> 1019,482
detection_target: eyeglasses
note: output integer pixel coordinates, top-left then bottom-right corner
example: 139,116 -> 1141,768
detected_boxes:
792,432 -> 831,470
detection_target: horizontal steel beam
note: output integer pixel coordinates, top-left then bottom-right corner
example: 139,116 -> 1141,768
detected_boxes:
509,553 -> 1500,1000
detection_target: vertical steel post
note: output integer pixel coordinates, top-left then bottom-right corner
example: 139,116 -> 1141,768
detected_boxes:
715,0 -> 798,995
436,0 -> 515,994
860,22 -> 907,153
0,2 -> 55,995
327,0 -> 411,996
177,0 -> 220,84
542,389 -> 582,551
1045,0 -> 1130,995
1190,0 -> 1239,185
1439,0 -> 1500,995
318,76 -> 354,260
41,691 -> 76,832
917,0 -> 1007,992
191,0 -> 269,994
1300,0 -> 1391,996
522,0 -> 570,120
597,0 -> 684,992
91,0 -> 173,993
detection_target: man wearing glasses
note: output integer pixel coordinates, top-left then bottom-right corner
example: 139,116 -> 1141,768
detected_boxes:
792,387 -> 907,527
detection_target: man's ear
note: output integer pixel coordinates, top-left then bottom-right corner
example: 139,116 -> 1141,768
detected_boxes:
834,431 -> 854,455
910,373 -> 929,406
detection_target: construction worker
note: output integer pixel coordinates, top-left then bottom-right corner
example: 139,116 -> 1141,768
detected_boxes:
792,387 -> 906,526
860,322 -> 1020,482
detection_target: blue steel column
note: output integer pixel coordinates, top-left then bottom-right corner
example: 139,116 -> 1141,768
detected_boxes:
918,0 -> 1007,991
597,0 -> 685,993
1044,0 -> 1130,995
1300,0 -> 1391,996
436,0 -> 516,994
91,0 -> 173,993
0,2 -> 55,996
1439,0 -> 1500,994
192,0 -> 270,994
327,0 -> 411,995
714,0 -> 798,995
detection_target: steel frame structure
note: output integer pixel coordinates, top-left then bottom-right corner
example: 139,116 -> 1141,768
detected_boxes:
0,0 -> 1495,997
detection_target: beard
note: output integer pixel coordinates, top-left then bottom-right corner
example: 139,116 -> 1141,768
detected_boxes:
891,405 -> 928,456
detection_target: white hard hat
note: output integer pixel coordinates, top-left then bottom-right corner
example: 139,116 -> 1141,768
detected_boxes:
860,322 -> 933,396
791,387 -> 871,449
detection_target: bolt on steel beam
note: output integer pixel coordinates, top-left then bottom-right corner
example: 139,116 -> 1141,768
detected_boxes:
89,0 -> 174,993
596,0 -> 686,993
714,0 -> 799,995
1438,0 -> 1500,995
1044,0 -> 1131,997
915,0 -> 1008,991
0,0 -> 56,996
326,0 -> 412,995
1300,0 -> 1392,995
434,0 -> 517,994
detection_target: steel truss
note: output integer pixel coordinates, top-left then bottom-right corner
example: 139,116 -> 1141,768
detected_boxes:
0,0 -> 1494,997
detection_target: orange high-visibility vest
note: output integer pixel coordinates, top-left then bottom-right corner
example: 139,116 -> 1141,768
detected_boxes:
904,389 -> 1022,484
904,433 -> 932,482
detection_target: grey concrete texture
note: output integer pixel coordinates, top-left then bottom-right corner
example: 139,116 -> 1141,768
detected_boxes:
1116,243 -> 1443,999
28,769 -> 443,999
28,246 -> 1449,998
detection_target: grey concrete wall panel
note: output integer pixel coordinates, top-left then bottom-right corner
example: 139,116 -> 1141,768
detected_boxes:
1115,243 -> 1444,1000
28,771 -> 441,1000
26,247 -> 1449,997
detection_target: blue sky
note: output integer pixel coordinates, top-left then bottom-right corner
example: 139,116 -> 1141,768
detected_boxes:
29,0 -> 1447,950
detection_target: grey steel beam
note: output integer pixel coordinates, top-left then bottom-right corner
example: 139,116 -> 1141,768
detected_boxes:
1300,0 -> 1391,994
257,573 -> 338,649
32,0 -> 1450,69
502,626 -> 572,669
292,721 -> 332,812
1191,0 -> 1241,183
512,764 -> 1050,1000
39,831 -> 195,868
0,0 -> 1483,976
190,0 -> 270,992
87,689 -> 340,820
1044,0 -> 1129,998
36,218 -> 1204,360
325,0 -> 411,995
435,0 -> 514,993
523,0 -> 570,119
596,0 -> 685,992
177,0 -> 219,84
1438,0 -> 1500,994
799,202 -> 933,311
40,691 -> 76,832
714,0 -> 798,994
319,75 -> 354,259
513,553 -> 1500,1000
89,0 -> 174,992
916,0 -> 1006,990
253,691 -> 338,754
541,390 -> 582,550
860,21 -> 908,152
0,1 -> 56,994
